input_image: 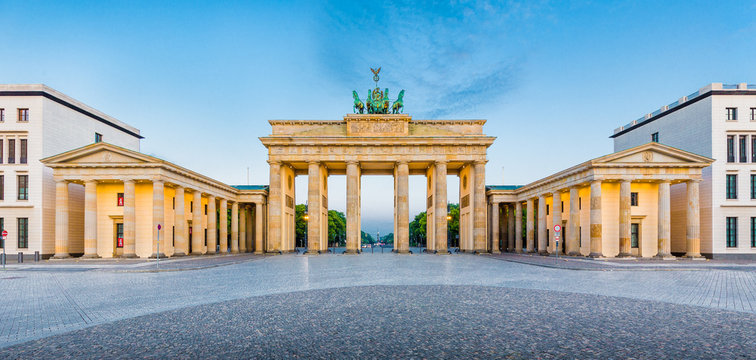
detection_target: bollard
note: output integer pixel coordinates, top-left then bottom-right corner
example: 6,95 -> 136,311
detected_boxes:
34,251 -> 40,262
18,252 -> 23,263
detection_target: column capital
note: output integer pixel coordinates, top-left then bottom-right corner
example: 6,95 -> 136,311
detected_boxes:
346,160 -> 360,166
267,160 -> 282,166
435,159 -> 448,165
83,179 -> 98,185
473,159 -> 487,165
207,194 -> 216,200
396,160 -> 409,166
590,179 -> 602,185
308,160 -> 320,166
687,178 -> 703,184
121,178 -> 135,184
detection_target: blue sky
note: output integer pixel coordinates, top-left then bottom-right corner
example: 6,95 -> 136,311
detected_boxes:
2,1 -> 755,234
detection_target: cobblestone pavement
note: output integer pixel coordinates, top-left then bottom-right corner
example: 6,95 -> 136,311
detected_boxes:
492,252 -> 756,271
0,252 -> 755,356
2,285 -> 754,359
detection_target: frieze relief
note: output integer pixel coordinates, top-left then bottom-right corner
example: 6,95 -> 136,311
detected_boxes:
270,145 -> 487,158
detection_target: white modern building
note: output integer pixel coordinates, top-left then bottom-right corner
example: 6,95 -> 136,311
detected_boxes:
613,83 -> 756,259
0,85 -> 141,259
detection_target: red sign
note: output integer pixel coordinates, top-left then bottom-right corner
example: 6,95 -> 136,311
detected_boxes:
118,197 -> 124,206
553,224 -> 561,233
117,237 -> 124,248
1,230 -> 7,238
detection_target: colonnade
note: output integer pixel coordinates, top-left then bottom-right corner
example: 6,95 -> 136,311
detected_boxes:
51,178 -> 265,259
488,179 -> 702,258
267,159 -> 488,255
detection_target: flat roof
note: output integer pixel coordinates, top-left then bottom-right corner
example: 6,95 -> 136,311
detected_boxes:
231,185 -> 269,191
486,185 -> 522,191
0,84 -> 143,139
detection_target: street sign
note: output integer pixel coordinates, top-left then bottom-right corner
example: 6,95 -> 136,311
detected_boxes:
553,224 -> 561,233
157,224 -> 162,230
1,230 -> 7,238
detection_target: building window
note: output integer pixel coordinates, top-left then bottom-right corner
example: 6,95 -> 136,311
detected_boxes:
740,135 -> 748,163
17,108 -> 29,122
751,108 -> 756,121
7,139 -> 15,164
752,217 -> 756,248
651,132 -> 659,143
0,139 -> 3,164
0,218 -> 3,248
727,135 -> 735,163
726,217 -> 737,248
561,201 -> 564,213
0,175 -> 3,200
0,108 -> 4,122
726,107 -> 737,121
95,133 -> 103,143
19,139 -> 27,164
630,192 -> 639,206
17,218 -> 28,248
190,201 -> 193,213
546,204 -> 549,216
579,226 -> 582,247
631,223 -> 639,248
205,204 -> 208,215
726,174 -> 737,199
752,174 -> 756,200
172,226 -> 175,246
752,136 -> 756,163
17,175 -> 28,200
579,197 -> 581,210
117,193 -> 124,206
172,197 -> 175,209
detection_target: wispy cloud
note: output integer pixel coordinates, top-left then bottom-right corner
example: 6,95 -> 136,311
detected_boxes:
314,0 -> 551,117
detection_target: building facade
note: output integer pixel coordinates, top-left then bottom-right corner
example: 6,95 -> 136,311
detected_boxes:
0,85 -> 141,259
613,83 -> 756,259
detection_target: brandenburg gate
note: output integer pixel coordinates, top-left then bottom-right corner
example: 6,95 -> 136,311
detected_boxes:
260,113 -> 495,254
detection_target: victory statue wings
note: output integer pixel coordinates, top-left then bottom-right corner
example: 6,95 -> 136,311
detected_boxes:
370,67 -> 381,76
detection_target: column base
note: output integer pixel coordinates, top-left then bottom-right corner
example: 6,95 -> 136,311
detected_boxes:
51,253 -> 71,259
526,249 -> 536,254
343,249 -> 360,254
206,251 -> 216,255
148,253 -> 166,259
514,249 -> 523,253
230,250 -> 240,254
567,251 -> 581,257
435,250 -> 450,255
506,248 -> 514,252
617,252 -> 634,258
588,252 -> 604,258
120,253 -> 138,259
538,250 -> 550,256
683,254 -> 706,260
654,253 -> 676,260
80,253 -> 101,259
491,250 -> 501,254
395,250 -> 411,254
173,251 -> 187,257
191,251 -> 204,256
254,250 -> 264,255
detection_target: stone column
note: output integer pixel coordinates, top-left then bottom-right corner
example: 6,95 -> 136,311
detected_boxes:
537,195 -> 547,255
207,195 -> 216,254
618,180 -> 632,257
589,181 -> 603,258
552,191 -> 562,254
150,180 -> 165,258
396,161 -> 410,253
122,179 -> 137,258
526,199 -> 535,253
473,160 -> 487,252
566,187 -> 580,256
254,202 -> 264,254
507,204 -> 515,252
239,205 -> 247,253
52,180 -> 70,259
685,180 -> 703,258
246,205 -> 253,252
231,201 -> 239,253
435,161 -> 449,254
656,181 -> 673,259
191,190 -> 203,255
82,180 -> 99,258
490,202 -> 500,253
174,185 -> 187,256
267,160 -> 282,252
345,161 -> 360,254
219,199 -> 228,253
514,201 -> 522,253
307,161 -> 322,253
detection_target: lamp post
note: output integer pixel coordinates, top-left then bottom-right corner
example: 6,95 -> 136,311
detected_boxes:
303,201 -> 309,253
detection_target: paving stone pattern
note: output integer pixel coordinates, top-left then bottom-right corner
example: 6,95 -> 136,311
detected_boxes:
0,253 -> 755,356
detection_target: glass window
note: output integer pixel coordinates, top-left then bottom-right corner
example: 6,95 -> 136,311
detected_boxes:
752,136 -> 756,163
17,175 -> 28,200
751,108 -> 756,121
17,218 -> 28,248
631,223 -> 639,248
117,193 -> 124,206
727,107 -> 737,121
19,139 -> 27,164
726,217 -> 737,248
0,217 -> 4,248
17,108 -> 28,122
546,204 -> 549,216
7,139 -> 15,164
116,223 -> 124,248
561,201 -> 563,213
752,174 -> 756,200
726,174 -> 737,199
579,197 -> 581,210
0,108 -> 4,122
0,139 -> 3,164
631,192 -> 639,206
752,217 -> 756,248
727,135 -> 735,163
740,136 -> 748,163
95,133 -> 103,143
0,175 -> 3,200
651,132 -> 659,143
204,204 -> 208,215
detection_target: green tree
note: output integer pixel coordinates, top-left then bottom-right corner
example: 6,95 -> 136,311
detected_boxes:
409,211 -> 427,246
295,204 -> 307,247
380,233 -> 394,244
361,231 -> 374,244
328,210 -> 346,246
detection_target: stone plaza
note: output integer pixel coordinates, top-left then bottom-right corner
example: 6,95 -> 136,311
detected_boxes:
0,253 -> 755,358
